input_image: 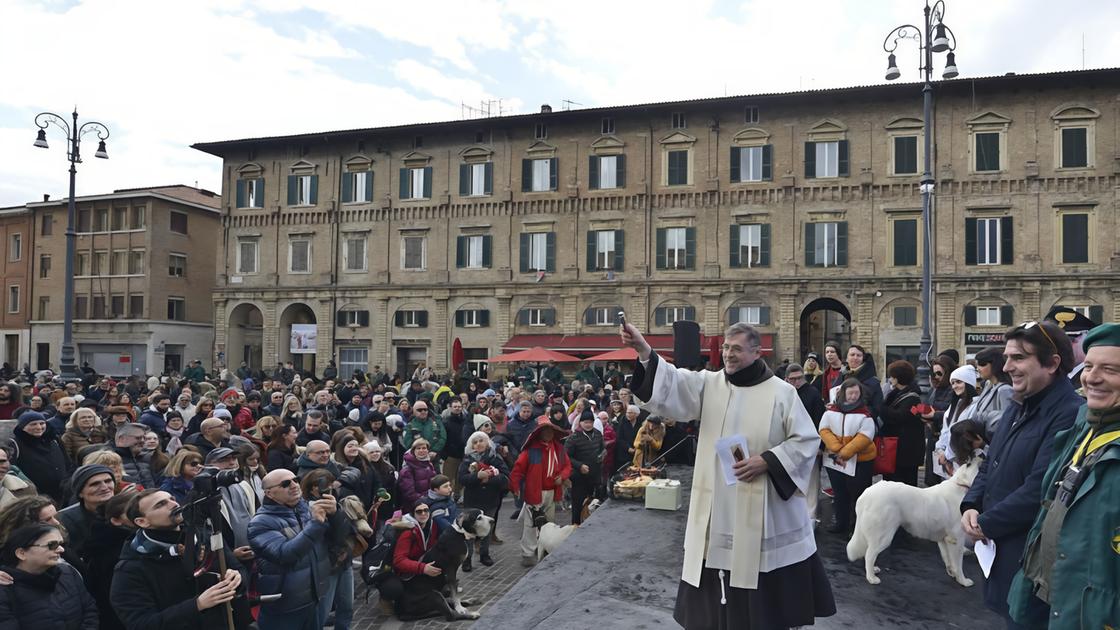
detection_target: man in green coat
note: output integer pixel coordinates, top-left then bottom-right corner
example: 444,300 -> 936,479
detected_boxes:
540,360 -> 564,388
183,360 -> 206,383
514,362 -> 537,389
1008,323 -> 1120,628
572,362 -> 602,389
401,401 -> 447,457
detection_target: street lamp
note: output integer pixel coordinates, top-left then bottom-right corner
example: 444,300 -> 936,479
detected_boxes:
32,109 -> 110,382
882,1 -> 959,397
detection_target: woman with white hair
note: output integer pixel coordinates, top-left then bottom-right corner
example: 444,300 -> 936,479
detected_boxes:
457,430 -> 510,571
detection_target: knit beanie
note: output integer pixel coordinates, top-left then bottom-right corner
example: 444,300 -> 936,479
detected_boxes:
473,414 -> 492,430
949,365 -> 978,388
71,464 -> 115,495
16,411 -> 45,430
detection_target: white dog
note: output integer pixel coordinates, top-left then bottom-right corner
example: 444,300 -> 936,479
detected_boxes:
846,456 -> 982,587
527,506 -> 579,561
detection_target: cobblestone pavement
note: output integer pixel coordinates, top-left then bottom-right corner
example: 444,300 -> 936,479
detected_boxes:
351,496 -> 566,630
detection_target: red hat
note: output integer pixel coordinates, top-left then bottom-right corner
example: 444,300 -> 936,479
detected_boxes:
220,388 -> 242,403
523,416 -> 570,448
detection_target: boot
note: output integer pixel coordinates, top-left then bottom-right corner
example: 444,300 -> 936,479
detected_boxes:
461,557 -> 473,573
490,530 -> 503,545
480,554 -> 495,567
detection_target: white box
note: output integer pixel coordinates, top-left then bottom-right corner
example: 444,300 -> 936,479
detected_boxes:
644,479 -> 683,511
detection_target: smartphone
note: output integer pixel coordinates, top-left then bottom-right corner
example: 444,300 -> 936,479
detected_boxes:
617,311 -> 627,327
317,477 -> 332,497
731,445 -> 746,463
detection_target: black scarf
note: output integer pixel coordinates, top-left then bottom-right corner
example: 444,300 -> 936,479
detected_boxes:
725,359 -> 773,388
1087,406 -> 1120,430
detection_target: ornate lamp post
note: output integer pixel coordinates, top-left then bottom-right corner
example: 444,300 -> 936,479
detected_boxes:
33,109 -> 110,381
882,1 -> 959,396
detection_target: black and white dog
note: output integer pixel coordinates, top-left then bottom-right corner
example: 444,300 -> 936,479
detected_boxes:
399,508 -> 493,621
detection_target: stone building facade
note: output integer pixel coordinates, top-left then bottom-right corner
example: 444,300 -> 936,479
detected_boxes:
193,68 -> 1119,379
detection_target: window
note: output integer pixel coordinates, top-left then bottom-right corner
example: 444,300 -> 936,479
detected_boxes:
37,296 -> 49,320
8,234 -> 20,262
730,146 -> 771,183
401,236 -> 426,271
744,106 -> 759,124
805,141 -> 848,178
92,251 -> 107,276
893,136 -> 918,175
342,171 -> 373,203
75,252 -> 89,276
728,305 -> 771,326
894,306 -> 918,327
459,162 -> 493,197
455,309 -> 490,328
110,250 -> 127,275
94,208 -> 109,232
289,238 -> 311,273
129,295 -> 143,318
74,296 -> 87,319
131,206 -> 146,229
128,251 -> 144,275
336,310 -> 370,327
399,167 -> 432,200
587,230 -> 624,271
522,158 -> 557,192
38,255 -> 50,278
413,136 -> 423,148
394,310 -> 428,328
91,295 -> 106,319
1060,127 -> 1088,169
456,235 -> 492,269
601,118 -> 615,135
519,232 -> 555,273
236,238 -> 259,274
169,211 -> 188,234
655,305 -> 695,326
892,218 -> 918,266
804,222 -> 848,267
77,209 -> 91,232
168,253 -> 187,277
112,207 -> 128,231
666,150 -> 689,186
965,217 -> 1013,265
975,132 -> 1000,172
589,155 -> 626,190
6,286 -> 18,314
236,178 -> 265,208
1071,305 -> 1105,322
167,297 -> 185,321
730,224 -> 770,268
1060,213 -> 1089,264
534,123 -> 548,140
40,214 -> 53,236
671,112 -> 686,129
343,236 -> 367,272
656,227 -> 694,270
287,174 -> 317,206
110,295 -> 125,317
583,307 -> 617,326
977,306 -> 1001,326
338,347 -> 369,377
518,307 -> 555,327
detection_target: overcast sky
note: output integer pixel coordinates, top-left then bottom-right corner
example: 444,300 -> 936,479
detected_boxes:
1,0 -> 1117,207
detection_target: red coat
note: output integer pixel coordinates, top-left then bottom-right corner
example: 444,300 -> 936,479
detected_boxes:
392,520 -> 439,577
509,437 -> 571,505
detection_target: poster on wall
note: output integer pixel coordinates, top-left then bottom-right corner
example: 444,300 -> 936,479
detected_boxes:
290,324 -> 317,354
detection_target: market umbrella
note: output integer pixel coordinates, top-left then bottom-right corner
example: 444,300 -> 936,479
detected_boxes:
486,347 -> 583,363
451,337 -> 464,369
584,347 -> 638,362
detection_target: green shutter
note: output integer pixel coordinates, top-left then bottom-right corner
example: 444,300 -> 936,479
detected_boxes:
481,235 -> 492,268
838,140 -> 849,177
519,233 -> 530,273
254,178 -> 265,207
1062,214 -> 1089,263
613,229 -> 625,271
588,155 -> 599,190
730,147 -> 741,183
399,168 -> 409,199
236,180 -> 246,208
762,145 -> 773,180
484,162 -> 493,195
586,231 -> 597,270
543,309 -> 556,326
479,310 -> 490,327
417,311 -> 428,328
287,175 -> 297,206
759,224 -> 771,267
1089,305 -> 1104,324
549,158 -> 558,190
616,154 -> 626,188
455,236 -> 466,268
545,232 -> 556,272
365,172 -> 373,201
1000,217 -> 1013,265
459,164 -> 470,196
584,308 -> 596,325
964,306 -> 977,326
394,311 -> 404,326
759,306 -> 771,326
965,218 -> 977,265
804,142 -> 816,178
836,222 -> 848,266
684,227 -> 696,269
341,171 -> 352,203
1000,305 -> 1014,326
336,310 -> 346,326
684,306 -> 696,321
655,228 -> 666,270
309,175 -> 318,204
1061,127 -> 1088,168
422,167 -> 432,198
359,311 -> 370,327
655,308 -> 666,327
455,310 -> 464,327
517,309 -> 529,325
894,219 -> 918,266
521,159 -> 532,192
729,224 -> 741,268
728,307 -> 739,325
805,223 -> 816,266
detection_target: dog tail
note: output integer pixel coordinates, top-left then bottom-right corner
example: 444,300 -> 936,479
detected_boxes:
846,527 -> 867,562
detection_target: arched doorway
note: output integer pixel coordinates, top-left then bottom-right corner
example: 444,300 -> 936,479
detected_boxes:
800,297 -> 852,360
227,303 -> 264,371
279,303 -> 317,374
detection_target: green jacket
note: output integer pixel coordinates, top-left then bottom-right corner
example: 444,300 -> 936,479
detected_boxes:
541,366 -> 564,385
183,365 -> 206,382
1008,405 -> 1120,629
402,417 -> 447,455
573,368 -> 602,389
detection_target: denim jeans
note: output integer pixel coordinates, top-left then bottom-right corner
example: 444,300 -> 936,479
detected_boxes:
317,567 -> 354,630
258,604 -> 319,630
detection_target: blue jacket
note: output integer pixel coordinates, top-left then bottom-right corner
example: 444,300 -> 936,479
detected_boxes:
248,498 -> 331,613
961,377 -> 1082,618
139,407 -> 167,433
425,490 -> 459,533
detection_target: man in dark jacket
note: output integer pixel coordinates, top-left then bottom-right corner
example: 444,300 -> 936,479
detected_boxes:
785,365 -> 825,426
295,410 -> 331,447
441,399 -> 470,501
139,394 -> 171,433
111,488 -> 252,630
114,422 -> 158,488
296,440 -> 342,480
565,412 -> 604,525
961,321 -> 1082,628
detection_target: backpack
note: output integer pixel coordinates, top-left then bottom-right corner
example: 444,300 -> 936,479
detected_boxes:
360,520 -> 403,586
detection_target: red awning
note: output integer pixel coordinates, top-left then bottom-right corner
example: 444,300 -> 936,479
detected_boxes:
501,334 -> 773,359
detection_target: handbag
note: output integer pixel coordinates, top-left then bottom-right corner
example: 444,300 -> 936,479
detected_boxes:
873,435 -> 898,475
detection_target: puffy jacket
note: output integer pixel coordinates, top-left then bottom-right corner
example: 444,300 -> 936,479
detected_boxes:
509,436 -> 571,505
116,445 -> 158,488
440,411 -> 469,458
402,417 -> 446,454
819,407 -> 878,462
60,426 -> 107,463
139,407 -> 167,433
424,489 -> 458,533
295,452 -> 341,480
0,563 -> 96,630
392,516 -> 438,577
11,430 -> 70,503
398,451 -> 438,513
248,498 -> 331,613
458,448 -> 510,511
565,428 -> 605,481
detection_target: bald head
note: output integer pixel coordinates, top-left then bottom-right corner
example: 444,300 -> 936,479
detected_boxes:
262,468 -> 301,506
306,439 -> 331,464
200,418 -> 224,433
262,469 -> 294,486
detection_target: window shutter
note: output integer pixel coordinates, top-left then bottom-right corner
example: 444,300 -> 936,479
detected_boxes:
399,168 -> 409,199
521,159 -> 532,192
805,223 -> 816,266
309,175 -> 318,204
483,162 -> 493,195
616,154 -> 625,188
584,308 -> 595,325
685,227 -> 696,269
684,306 -> 696,321
545,232 -> 556,272
365,172 -> 373,201
418,311 -> 428,328
394,311 -> 404,327
964,306 -> 977,326
455,310 -> 465,327
1000,217 -> 1014,265
236,180 -> 246,208
519,233 -> 530,273
359,311 -> 370,327
655,228 -> 666,270
517,309 -> 529,325
459,164 -> 470,196
762,145 -> 773,180
804,142 -> 816,178
1089,305 -> 1104,324
586,231 -> 597,271
729,147 -> 741,183
422,167 -> 432,198
613,230 -> 625,271
544,308 -> 556,326
729,225 -> 741,268
588,155 -> 600,190
655,308 -> 666,327
481,235 -> 492,268
759,306 -> 771,325
836,222 -> 848,266
336,311 -> 346,326
759,224 -> 771,267
341,171 -> 353,202
287,175 -> 297,205
1000,305 -> 1014,326
479,310 -> 490,327
254,178 -> 265,206
965,218 -> 977,265
455,236 -> 466,268
838,140 -> 850,177
728,307 -> 740,325
549,158 -> 558,190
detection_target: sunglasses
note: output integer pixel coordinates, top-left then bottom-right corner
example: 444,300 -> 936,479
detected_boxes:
933,371 -> 945,377
31,540 -> 63,551
1017,320 -> 1058,353
266,478 -> 297,490
413,508 -> 429,514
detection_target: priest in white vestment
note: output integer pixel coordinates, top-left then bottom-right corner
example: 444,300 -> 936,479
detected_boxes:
622,321 -> 835,630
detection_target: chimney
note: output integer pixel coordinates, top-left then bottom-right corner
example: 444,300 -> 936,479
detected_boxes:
43,194 -> 50,202
540,104 -> 552,113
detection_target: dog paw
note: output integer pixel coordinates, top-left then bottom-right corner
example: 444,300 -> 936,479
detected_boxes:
467,612 -> 481,620
873,566 -> 881,574
957,578 -> 974,587
866,575 -> 881,585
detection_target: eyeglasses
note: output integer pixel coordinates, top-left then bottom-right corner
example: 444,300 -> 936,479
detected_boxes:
1017,321 -> 1058,354
414,408 -> 428,413
30,540 -> 63,551
933,371 -> 945,377
265,478 -> 297,490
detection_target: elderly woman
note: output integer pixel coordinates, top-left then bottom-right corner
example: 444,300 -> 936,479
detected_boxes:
12,412 -> 70,504
83,450 -> 141,494
0,447 -> 36,510
398,439 -> 437,513
0,524 -> 97,629
60,408 -> 106,463
458,430 -> 509,571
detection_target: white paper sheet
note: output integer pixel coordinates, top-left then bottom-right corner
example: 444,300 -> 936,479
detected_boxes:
822,453 -> 857,476
715,434 -> 750,486
974,539 -> 996,578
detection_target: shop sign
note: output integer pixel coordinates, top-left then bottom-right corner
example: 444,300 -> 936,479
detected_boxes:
964,332 -> 1005,346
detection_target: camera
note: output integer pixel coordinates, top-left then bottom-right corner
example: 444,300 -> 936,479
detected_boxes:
192,468 -> 243,495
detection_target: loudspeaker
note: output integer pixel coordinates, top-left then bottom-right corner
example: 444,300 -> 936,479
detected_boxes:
673,320 -> 702,369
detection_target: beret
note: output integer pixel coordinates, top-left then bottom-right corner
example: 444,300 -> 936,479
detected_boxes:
1081,323 -> 1120,352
